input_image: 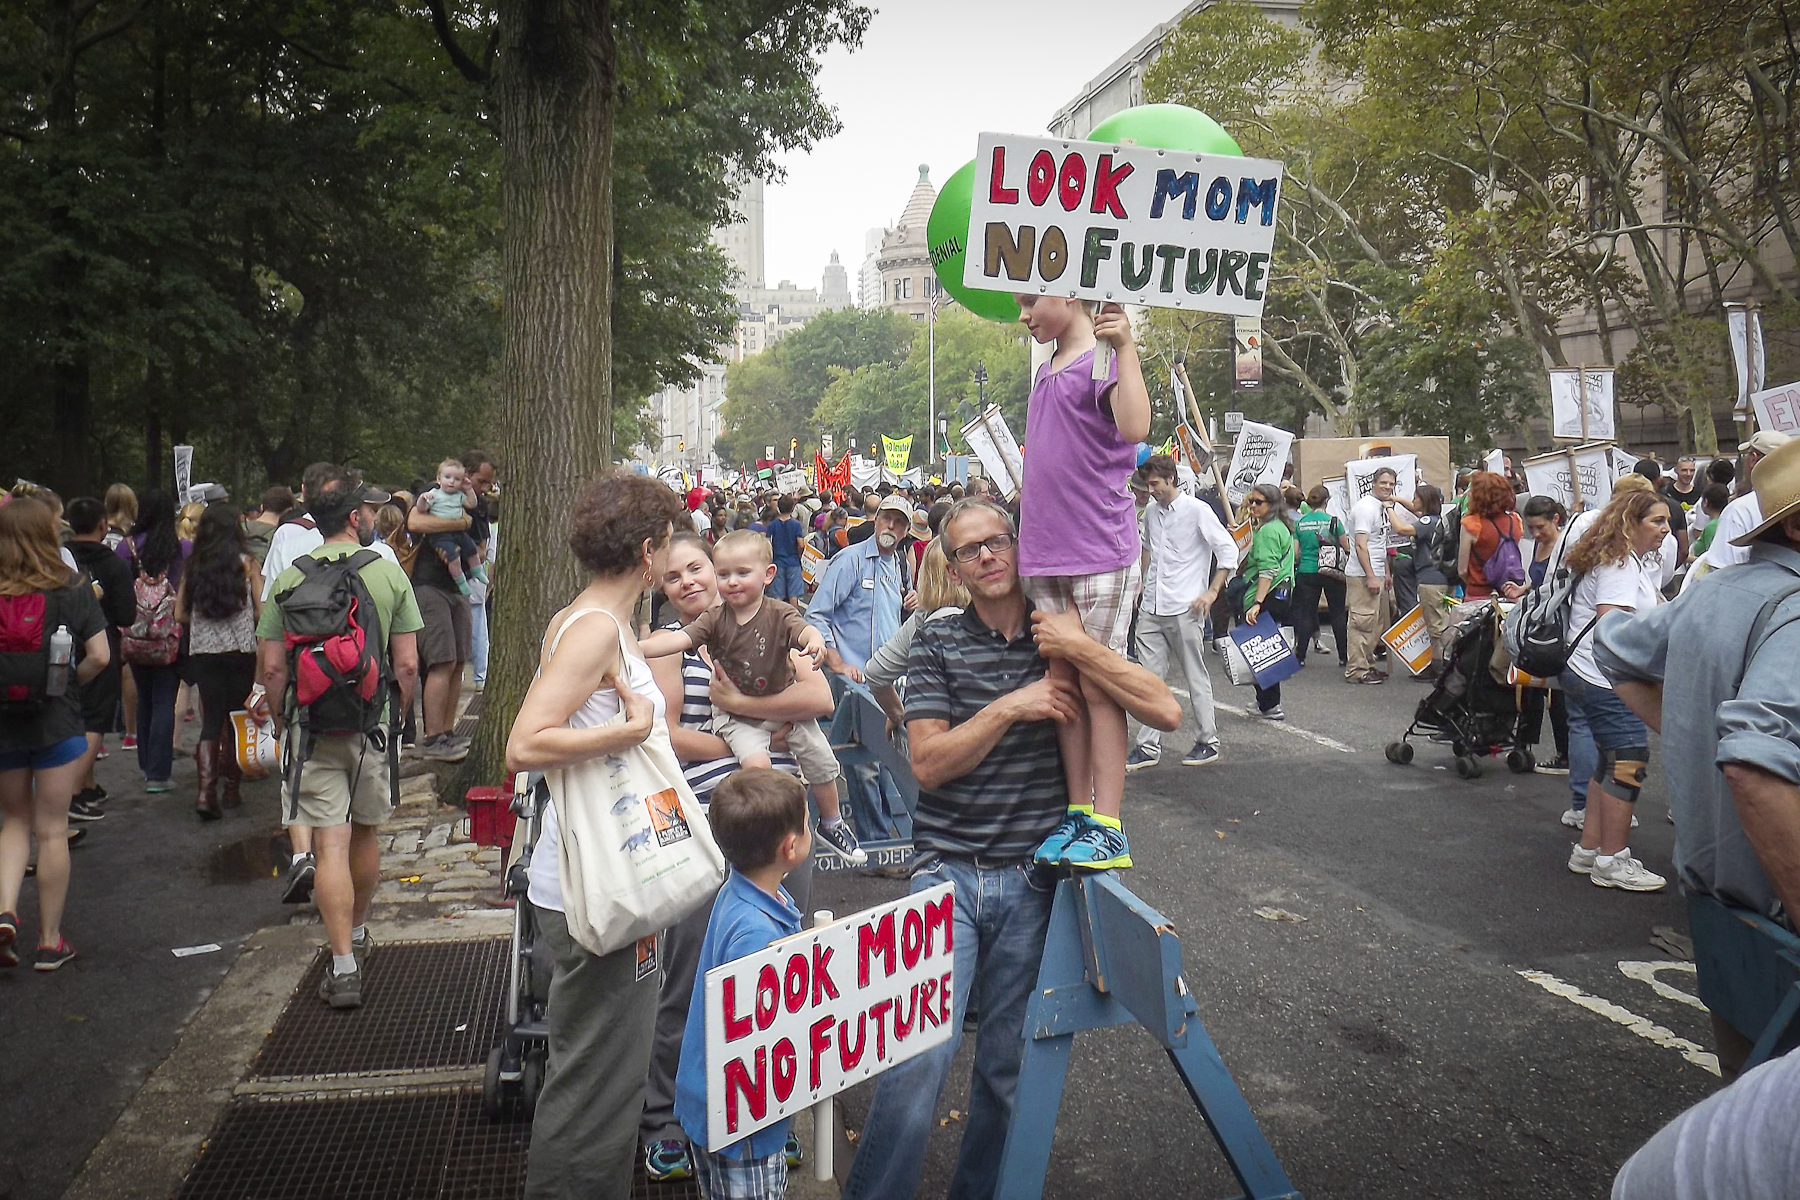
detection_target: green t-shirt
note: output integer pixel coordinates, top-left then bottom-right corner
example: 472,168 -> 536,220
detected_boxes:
255,541 -> 425,644
1241,520 -> 1296,598
1294,507 -> 1343,574
1693,516 -> 1720,557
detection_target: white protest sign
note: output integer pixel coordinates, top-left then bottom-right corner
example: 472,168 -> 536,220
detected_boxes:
1523,444 -> 1612,511
1345,454 -> 1418,505
775,468 -> 808,496
1549,368 -> 1616,442
1750,381 -> 1800,435
1223,420 -> 1293,507
1484,449 -> 1505,475
705,883 -> 955,1151
1730,308 -> 1767,413
965,133 -> 1283,318
173,445 -> 193,501
960,405 -> 1024,501
1323,476 -> 1351,528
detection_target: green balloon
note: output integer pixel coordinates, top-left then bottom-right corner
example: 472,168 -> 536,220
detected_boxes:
1088,104 -> 1243,156
927,159 -> 1021,325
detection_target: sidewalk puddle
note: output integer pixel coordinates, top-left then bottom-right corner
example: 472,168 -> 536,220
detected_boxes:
205,832 -> 290,885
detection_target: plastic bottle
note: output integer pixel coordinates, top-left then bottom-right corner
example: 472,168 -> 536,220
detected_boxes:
46,624 -> 73,697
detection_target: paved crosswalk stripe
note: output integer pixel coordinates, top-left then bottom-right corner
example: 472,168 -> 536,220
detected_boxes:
1517,968 -> 1719,1076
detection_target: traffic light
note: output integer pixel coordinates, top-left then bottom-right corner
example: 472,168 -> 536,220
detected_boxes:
678,438 -> 685,453
790,437 -> 798,458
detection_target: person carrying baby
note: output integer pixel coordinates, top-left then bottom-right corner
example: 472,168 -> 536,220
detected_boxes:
413,458 -> 489,595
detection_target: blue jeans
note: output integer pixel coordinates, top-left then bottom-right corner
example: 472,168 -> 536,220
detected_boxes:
130,662 -> 180,783
470,601 -> 489,683
772,562 -> 804,602
1562,673 -> 1646,810
843,856 -> 1056,1200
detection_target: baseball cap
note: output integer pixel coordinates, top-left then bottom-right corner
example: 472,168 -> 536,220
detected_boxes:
877,495 -> 914,520
1739,430 -> 1792,455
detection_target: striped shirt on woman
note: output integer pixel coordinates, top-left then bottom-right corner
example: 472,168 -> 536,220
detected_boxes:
662,619 -> 799,803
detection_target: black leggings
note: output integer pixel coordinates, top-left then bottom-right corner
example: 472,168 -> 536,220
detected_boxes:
187,652 -> 257,745
1518,686 -> 1568,758
1292,572 -> 1348,666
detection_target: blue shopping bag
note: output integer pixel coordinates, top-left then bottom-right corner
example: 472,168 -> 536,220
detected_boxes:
1228,613 -> 1301,690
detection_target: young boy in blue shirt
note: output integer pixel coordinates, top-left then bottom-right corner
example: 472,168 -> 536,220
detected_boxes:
674,768 -> 812,1199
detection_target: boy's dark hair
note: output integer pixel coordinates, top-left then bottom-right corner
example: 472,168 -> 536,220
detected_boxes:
1708,458 -> 1737,486
1141,453 -> 1178,483
777,496 -> 796,515
66,496 -> 107,535
709,768 -> 808,871
1701,482 -> 1731,514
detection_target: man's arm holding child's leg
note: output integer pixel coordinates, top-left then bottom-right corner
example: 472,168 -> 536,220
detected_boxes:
1030,608 -> 1181,731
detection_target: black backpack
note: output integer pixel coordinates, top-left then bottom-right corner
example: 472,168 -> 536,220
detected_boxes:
1433,510 -> 1463,587
273,550 -> 399,818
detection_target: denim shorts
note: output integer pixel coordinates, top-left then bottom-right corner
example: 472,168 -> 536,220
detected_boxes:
1563,673 -> 1646,751
0,734 -> 89,773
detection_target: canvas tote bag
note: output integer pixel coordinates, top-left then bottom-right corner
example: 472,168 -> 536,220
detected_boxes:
545,608 -> 725,957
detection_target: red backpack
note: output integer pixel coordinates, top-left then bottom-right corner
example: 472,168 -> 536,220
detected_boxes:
0,592 -> 55,715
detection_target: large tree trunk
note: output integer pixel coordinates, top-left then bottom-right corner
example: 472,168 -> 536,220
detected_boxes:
465,0 -> 617,786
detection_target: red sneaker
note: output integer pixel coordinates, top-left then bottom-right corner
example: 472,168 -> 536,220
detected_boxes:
0,910 -> 17,968
122,735 -> 138,750
34,939 -> 76,972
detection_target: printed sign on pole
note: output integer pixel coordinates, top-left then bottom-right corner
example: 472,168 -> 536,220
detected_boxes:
800,538 -> 826,588
1729,308 -> 1767,415
1229,520 -> 1253,557
882,435 -> 913,475
1222,420 -> 1293,507
1548,368 -> 1616,442
960,406 -> 1024,501
1224,411 -> 1245,435
1344,454 -> 1419,505
1523,444 -> 1612,512
173,445 -> 193,502
964,133 -> 1283,318
1233,317 -> 1263,390
704,883 -> 955,1151
1381,605 -> 1434,676
1750,382 -> 1800,435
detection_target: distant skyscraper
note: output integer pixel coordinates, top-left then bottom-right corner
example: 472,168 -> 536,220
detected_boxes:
858,227 -> 885,309
820,251 -> 852,309
712,174 -> 765,290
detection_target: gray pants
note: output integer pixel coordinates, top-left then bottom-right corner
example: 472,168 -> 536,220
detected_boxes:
525,908 -> 660,1200
1131,609 -> 1217,754
640,850 -> 814,1148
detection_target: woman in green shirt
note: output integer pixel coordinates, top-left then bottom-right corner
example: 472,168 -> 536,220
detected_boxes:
1236,483 -> 1298,719
1293,486 -> 1348,669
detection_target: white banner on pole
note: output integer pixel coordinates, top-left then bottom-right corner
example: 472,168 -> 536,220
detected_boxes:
1750,381 -> 1800,435
1344,454 -> 1418,506
1222,420 -> 1293,507
1729,309 -> 1767,415
964,133 -> 1283,318
173,445 -> 194,501
1523,444 -> 1612,511
704,884 -> 955,1151
959,406 -> 1024,501
1548,368 -> 1616,442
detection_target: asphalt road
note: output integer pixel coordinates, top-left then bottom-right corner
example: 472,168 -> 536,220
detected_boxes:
0,725 -> 295,1200
816,653 -> 1716,1200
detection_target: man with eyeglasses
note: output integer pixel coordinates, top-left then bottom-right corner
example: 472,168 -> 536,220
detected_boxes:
843,498 -> 1179,1200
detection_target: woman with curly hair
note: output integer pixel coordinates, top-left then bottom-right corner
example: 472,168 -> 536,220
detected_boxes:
175,505 -> 263,819
1457,470 -> 1526,599
505,469 -> 689,1199
1560,488 -> 1672,893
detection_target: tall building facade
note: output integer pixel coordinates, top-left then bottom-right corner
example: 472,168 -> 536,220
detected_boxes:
876,165 -> 939,320
858,228 -> 884,309
713,174 -> 766,289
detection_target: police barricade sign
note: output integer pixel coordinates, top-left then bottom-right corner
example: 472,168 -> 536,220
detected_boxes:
1382,605 -> 1434,676
705,882 -> 955,1151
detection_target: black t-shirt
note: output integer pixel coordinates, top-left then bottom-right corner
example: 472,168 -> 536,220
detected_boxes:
0,581 -> 107,753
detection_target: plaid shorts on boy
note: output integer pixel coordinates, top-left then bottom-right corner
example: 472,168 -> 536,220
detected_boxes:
695,1147 -> 788,1200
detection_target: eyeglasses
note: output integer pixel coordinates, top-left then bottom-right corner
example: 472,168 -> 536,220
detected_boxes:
950,533 -> 1016,563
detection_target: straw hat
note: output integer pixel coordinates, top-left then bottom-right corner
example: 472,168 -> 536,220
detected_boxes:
1731,436 -> 1800,545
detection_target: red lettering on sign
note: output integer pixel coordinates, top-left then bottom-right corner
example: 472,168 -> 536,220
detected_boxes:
858,913 -> 896,986
1090,154 -> 1134,218
869,999 -> 892,1060
988,146 -> 1018,205
784,952 -> 808,1014
755,963 -> 779,1030
839,1012 -> 867,1071
917,976 -> 939,1029
809,1016 -> 834,1090
723,1048 -> 766,1134
812,943 -> 839,1005
940,971 -> 953,1024
924,893 -> 953,958
894,984 -> 918,1041
772,1038 -> 797,1103
722,975 -> 753,1042
901,908 -> 924,970
1058,153 -> 1087,212
1027,150 -> 1055,206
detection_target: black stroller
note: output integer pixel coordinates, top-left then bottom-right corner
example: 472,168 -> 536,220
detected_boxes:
481,771 -> 553,1120
1385,601 -> 1534,779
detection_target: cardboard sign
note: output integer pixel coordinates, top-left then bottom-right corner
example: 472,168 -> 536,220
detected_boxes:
1223,420 -> 1293,506
960,405 -> 1024,500
776,468 -> 808,496
1227,613 -> 1301,689
1293,437 -> 1451,494
1549,368 -> 1616,442
1522,444 -> 1612,511
882,435 -> 913,475
1381,605 -> 1434,676
705,884 -> 955,1151
1750,381 -> 1800,435
964,133 -> 1284,318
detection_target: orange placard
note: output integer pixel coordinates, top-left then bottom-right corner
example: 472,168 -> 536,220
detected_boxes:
1381,605 -> 1434,676
1231,520 -> 1253,557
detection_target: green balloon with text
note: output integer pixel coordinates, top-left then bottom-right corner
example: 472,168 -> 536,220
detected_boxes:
928,159 -> 1022,324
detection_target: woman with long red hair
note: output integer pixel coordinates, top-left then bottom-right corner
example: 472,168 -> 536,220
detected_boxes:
1457,471 -> 1527,599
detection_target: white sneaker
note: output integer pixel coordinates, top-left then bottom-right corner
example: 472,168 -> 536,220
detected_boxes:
1560,808 -> 1585,829
1567,845 -> 1598,875
1591,855 -> 1667,892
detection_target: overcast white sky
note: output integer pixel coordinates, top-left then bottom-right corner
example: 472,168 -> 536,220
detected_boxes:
762,0 -> 1189,288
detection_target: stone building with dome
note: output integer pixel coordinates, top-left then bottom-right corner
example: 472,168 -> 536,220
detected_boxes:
875,165 -> 941,320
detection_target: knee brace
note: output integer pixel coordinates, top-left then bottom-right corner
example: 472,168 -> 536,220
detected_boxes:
1594,747 -> 1648,803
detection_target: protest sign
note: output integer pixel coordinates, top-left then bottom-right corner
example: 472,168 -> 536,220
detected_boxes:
1484,449 -> 1505,475
1750,381 -> 1800,435
704,883 -> 955,1151
1226,614 -> 1301,689
1730,308 -> 1767,414
1548,368 -> 1616,442
1293,437 -> 1450,493
1381,606 -> 1434,676
173,445 -> 193,501
1223,420 -> 1293,506
964,133 -> 1283,318
960,405 -> 1024,500
1230,520 -> 1253,557
800,538 -> 826,588
1522,444 -> 1611,511
776,468 -> 808,495
882,435 -> 913,474
1345,454 -> 1418,505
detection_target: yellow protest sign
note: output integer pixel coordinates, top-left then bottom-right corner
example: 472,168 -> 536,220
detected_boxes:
882,435 -> 913,474
800,538 -> 826,588
1381,605 -> 1434,676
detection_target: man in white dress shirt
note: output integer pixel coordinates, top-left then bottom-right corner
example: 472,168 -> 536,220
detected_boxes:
1128,455 -> 1239,770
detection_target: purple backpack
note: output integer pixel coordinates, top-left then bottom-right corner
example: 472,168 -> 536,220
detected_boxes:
1482,517 -> 1525,587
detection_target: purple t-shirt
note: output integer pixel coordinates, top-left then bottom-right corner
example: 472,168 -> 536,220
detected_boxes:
1018,348 -> 1139,577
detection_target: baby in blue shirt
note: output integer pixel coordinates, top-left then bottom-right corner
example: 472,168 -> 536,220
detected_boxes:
674,768 -> 812,1199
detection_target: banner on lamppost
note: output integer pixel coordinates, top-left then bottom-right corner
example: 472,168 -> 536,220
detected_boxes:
1233,317 -> 1262,390
882,435 -> 913,475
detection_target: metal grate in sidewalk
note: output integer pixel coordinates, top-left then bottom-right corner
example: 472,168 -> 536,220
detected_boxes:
250,939 -> 508,1079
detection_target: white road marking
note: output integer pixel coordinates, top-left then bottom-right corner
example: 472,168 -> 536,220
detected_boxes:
1517,968 -> 1719,1076
1618,960 -> 1709,1012
1168,686 -> 1357,754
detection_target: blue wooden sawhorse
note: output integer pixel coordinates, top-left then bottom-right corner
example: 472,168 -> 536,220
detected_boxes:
1689,892 -> 1800,1068
816,680 -> 918,875
995,872 -> 1302,1200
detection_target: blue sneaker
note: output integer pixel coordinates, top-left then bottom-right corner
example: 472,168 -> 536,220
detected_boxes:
1180,740 -> 1220,767
785,1131 -> 803,1169
1126,747 -> 1160,771
1060,818 -> 1132,870
1032,807 -> 1092,866
645,1139 -> 693,1182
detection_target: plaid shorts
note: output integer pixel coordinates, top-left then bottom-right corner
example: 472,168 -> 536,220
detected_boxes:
696,1147 -> 788,1200
1023,563 -> 1143,654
